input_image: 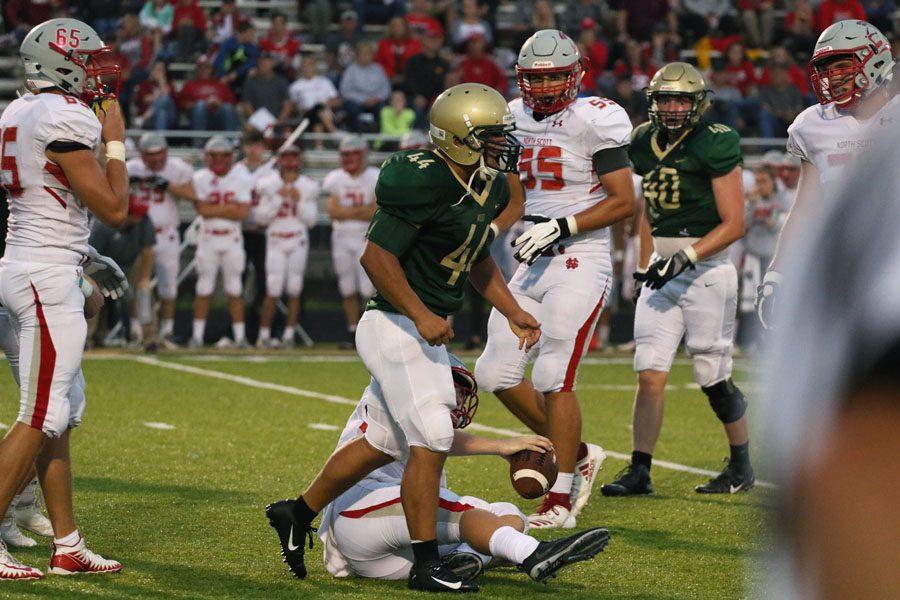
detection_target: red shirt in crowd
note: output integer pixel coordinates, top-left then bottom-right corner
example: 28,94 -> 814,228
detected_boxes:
172,1 -> 207,33
375,36 -> 423,80
458,56 -> 507,95
406,14 -> 443,38
259,33 -> 301,66
612,59 -> 657,91
723,60 -> 758,97
815,0 -> 867,32
178,76 -> 237,109
4,0 -> 55,28
757,64 -> 811,97
581,40 -> 609,93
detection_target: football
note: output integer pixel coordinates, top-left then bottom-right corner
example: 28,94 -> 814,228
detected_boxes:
509,448 -> 558,499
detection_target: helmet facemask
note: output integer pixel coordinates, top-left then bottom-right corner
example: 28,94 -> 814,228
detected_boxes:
463,123 -> 522,180
43,41 -> 122,102
517,63 -> 583,114
809,52 -> 871,109
648,91 -> 705,136
450,365 -> 479,429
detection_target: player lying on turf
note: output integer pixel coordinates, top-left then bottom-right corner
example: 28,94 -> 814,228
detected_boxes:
282,356 -> 611,587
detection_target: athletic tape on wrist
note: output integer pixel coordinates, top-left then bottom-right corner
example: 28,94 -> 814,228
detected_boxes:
105,141 -> 126,162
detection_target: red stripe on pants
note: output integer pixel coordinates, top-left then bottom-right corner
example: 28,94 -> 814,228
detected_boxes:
560,290 -> 607,392
340,496 -> 475,519
30,284 -> 56,430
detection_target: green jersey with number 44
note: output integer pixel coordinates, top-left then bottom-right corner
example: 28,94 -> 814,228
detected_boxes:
365,149 -> 509,317
629,120 -> 742,238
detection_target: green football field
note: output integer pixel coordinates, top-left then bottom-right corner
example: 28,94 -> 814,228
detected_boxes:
0,350 -> 769,599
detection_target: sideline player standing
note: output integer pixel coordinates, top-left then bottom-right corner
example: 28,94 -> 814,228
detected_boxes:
474,29 -> 636,529
189,136 -> 252,348
757,20 -> 897,327
254,146 -> 319,348
125,132 -> 196,346
0,18 -> 128,579
266,84 -> 541,592
601,62 -> 753,497
323,135 -> 378,349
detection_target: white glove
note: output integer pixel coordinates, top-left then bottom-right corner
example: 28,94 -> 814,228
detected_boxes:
512,215 -> 578,265
83,246 -> 129,300
756,270 -> 783,330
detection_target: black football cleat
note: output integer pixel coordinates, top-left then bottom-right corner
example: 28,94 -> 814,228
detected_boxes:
265,499 -> 316,579
408,561 -> 479,593
443,551 -> 484,582
695,459 -> 755,494
600,464 -> 653,497
520,527 -> 611,583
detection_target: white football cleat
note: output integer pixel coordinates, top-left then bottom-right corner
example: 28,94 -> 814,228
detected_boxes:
214,337 -> 235,349
527,497 -> 576,530
1,516 -> 37,548
14,501 -> 54,538
49,534 -> 122,575
569,443 -> 607,517
0,539 -> 43,580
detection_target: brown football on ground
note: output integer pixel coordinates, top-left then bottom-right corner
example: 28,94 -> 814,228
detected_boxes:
509,448 -> 558,499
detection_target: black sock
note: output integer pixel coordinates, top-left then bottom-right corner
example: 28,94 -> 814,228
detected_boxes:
411,539 -> 439,568
729,442 -> 750,469
632,451 -> 653,470
292,495 -> 317,527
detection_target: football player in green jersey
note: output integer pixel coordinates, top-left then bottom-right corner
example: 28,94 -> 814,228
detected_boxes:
266,84 -> 544,592
600,63 -> 756,497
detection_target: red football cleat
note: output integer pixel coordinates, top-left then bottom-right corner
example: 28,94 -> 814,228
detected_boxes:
49,534 -> 122,575
0,540 -> 44,580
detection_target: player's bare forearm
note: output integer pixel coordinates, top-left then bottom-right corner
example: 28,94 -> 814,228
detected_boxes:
572,167 -> 635,232
169,181 -> 199,202
47,148 -> 128,227
638,206 -> 654,270
492,173 -> 525,233
195,203 -> 248,220
691,166 -> 744,260
360,241 -> 432,322
449,431 -> 552,456
469,256 -> 520,318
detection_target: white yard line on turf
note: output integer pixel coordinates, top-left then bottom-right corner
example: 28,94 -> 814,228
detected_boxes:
131,356 -> 774,489
144,422 -> 176,430
309,423 -> 340,431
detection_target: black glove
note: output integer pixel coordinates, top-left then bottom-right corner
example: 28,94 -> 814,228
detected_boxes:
632,270 -> 647,303
148,174 -> 169,191
645,249 -> 697,290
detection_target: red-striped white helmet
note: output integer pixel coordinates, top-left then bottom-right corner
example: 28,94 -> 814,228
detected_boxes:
516,29 -> 584,114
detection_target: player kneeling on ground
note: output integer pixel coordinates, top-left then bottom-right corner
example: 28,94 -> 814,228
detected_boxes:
254,145 -> 319,348
278,357 -> 611,588
601,63 -> 754,497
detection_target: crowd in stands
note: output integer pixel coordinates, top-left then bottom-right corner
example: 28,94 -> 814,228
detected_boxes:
4,0 -> 898,141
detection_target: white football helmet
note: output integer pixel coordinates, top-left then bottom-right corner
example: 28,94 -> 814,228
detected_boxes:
515,29 -> 583,114
809,19 -> 894,109
19,18 -> 121,102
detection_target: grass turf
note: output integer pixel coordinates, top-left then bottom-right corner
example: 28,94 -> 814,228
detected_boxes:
0,351 -> 768,599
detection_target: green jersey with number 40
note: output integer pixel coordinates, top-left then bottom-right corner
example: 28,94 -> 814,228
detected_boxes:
629,120 -> 742,237
365,149 -> 509,317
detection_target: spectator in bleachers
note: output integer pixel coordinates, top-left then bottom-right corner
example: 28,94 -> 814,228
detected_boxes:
259,11 -> 301,78
375,17 -> 423,84
132,60 -> 178,130
612,0 -> 674,42
456,33 -> 507,96
648,20 -> 682,66
2,0 -> 61,45
117,13 -> 157,77
739,0 -> 775,49
214,21 -> 260,89
452,0 -> 493,50
178,57 -> 240,143
564,0 -> 606,37
863,0 -> 895,35
325,10 -> 363,80
722,41 -> 758,98
707,62 -> 742,129
286,55 -> 343,140
240,52 -> 291,124
783,0 -> 817,58
340,42 -> 392,131
353,0 -> 407,27
577,18 -> 609,95
816,0 -> 868,33
403,29 -> 451,127
612,38 -> 657,93
757,62 -> 805,138
758,46 -> 811,102
303,0 -> 333,44
531,0 -> 558,31
139,0 -> 174,36
169,0 -> 208,62
608,73 -> 648,125
406,0 -> 445,39
677,0 -> 740,46
380,89 -> 416,136
82,0 -> 123,39
210,0 -> 252,46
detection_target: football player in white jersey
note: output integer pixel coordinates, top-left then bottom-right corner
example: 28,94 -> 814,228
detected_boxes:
189,136 -> 252,348
324,135 -> 379,348
126,132 -> 197,346
254,146 -> 320,348
475,29 -> 637,529
757,19 -> 897,328
0,18 -> 128,579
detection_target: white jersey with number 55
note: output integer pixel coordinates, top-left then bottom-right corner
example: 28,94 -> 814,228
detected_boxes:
509,96 -> 632,255
0,92 -> 101,257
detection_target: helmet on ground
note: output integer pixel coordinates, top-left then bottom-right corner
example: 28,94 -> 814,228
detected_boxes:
515,29 -> 583,114
646,62 -> 711,135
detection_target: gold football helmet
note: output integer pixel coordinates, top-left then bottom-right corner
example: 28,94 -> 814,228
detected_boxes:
647,62 -> 711,134
429,83 -> 521,177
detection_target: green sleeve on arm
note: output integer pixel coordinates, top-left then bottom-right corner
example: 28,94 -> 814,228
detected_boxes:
366,209 -> 420,256
701,125 -> 743,177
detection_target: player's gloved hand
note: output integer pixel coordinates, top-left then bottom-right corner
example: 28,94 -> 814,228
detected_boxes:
632,268 -> 648,303
511,214 -> 578,265
414,310 -> 454,346
497,435 -> 553,459
506,308 -> 541,351
645,247 -> 697,290
148,174 -> 169,191
83,246 -> 129,300
756,270 -> 782,330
